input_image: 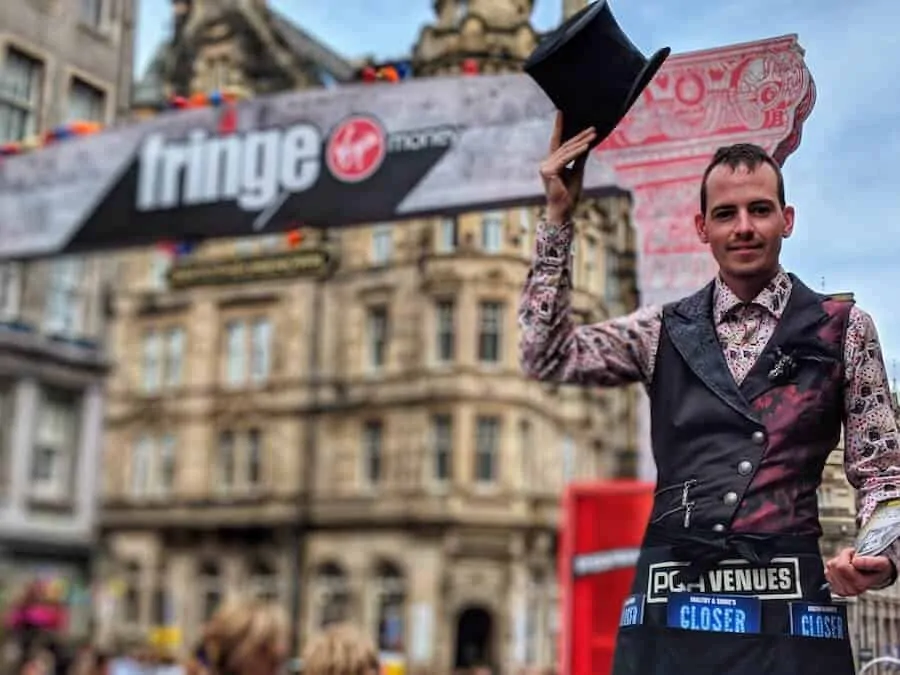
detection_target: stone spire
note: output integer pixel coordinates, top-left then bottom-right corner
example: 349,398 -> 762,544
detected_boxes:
413,0 -> 539,76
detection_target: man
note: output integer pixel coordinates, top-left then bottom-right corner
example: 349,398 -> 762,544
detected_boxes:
518,115 -> 900,674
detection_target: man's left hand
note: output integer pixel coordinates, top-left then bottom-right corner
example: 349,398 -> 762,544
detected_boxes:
825,547 -> 896,596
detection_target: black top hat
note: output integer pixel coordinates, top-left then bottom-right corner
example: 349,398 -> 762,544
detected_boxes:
524,1 -> 670,147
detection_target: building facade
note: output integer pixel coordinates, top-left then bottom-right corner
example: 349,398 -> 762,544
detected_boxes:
0,0 -> 135,644
97,1 -> 641,673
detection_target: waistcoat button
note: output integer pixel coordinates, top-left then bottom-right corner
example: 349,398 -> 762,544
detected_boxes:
712,523 -> 726,532
751,430 -> 766,444
738,460 -> 753,475
723,491 -> 738,506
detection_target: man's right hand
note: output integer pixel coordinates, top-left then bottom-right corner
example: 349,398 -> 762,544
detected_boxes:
539,112 -> 597,224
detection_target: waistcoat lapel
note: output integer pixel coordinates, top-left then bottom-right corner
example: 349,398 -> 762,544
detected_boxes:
739,274 -> 834,402
662,281 -> 761,425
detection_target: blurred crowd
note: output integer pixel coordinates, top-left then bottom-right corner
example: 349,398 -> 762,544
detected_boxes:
8,598 -> 391,675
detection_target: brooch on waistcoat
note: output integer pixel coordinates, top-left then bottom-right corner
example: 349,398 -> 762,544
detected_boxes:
767,348 -> 797,384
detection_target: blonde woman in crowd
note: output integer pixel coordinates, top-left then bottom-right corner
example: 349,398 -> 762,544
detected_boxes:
185,598 -> 289,675
301,624 -> 379,675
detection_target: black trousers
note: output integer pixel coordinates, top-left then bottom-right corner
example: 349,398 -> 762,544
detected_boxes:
610,540 -> 857,675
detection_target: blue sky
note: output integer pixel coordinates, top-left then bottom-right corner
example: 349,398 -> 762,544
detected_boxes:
136,0 -> 900,378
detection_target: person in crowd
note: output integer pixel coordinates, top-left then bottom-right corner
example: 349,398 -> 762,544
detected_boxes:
185,599 -> 288,675
301,624 -> 379,675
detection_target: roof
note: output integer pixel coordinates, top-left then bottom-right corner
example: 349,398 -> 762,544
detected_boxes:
132,5 -> 355,108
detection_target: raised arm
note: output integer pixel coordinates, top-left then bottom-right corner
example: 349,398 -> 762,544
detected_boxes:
517,113 -> 660,387
518,219 -> 660,386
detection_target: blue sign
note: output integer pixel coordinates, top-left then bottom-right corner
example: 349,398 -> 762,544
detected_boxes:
788,602 -> 847,640
619,594 -> 645,627
666,593 -> 761,634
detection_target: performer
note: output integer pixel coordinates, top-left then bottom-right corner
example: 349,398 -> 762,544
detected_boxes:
518,114 -> 900,674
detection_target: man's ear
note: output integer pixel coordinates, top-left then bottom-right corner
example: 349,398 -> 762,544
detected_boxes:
694,212 -> 709,244
782,205 -> 795,238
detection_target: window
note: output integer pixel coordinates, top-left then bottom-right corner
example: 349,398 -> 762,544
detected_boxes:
474,417 -> 500,484
519,419 -> 532,490
605,248 -> 621,305
224,317 -> 272,386
216,429 -> 264,494
250,318 -> 272,383
373,562 -> 406,652
0,385 -> 12,491
121,562 -> 141,625
435,300 -> 455,363
79,0 -> 104,27
0,263 -> 21,320
30,388 -> 79,501
131,434 -> 177,498
367,306 -> 388,370
437,218 -> 458,253
44,257 -> 84,336
142,326 -> 185,393
562,435 -> 575,483
518,208 -> 532,256
131,435 -> 152,497
431,415 -> 452,483
218,430 -> 236,489
478,302 -> 504,363
362,421 -> 383,485
165,327 -> 184,387
199,562 -> 222,621
0,48 -> 43,143
372,225 -> 393,265
585,238 -> 597,290
67,78 -> 105,123
481,212 -> 503,253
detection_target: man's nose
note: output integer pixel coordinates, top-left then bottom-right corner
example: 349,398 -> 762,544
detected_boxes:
733,210 -> 754,235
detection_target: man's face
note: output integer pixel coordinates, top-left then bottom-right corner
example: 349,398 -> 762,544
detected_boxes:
694,162 -> 794,280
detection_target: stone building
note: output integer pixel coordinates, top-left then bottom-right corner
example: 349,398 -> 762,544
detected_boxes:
0,0 -> 134,642
97,1 -> 640,673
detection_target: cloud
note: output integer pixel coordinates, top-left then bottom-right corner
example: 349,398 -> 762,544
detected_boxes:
134,0 -> 900,371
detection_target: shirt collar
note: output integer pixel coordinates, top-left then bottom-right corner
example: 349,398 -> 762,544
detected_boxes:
713,269 -> 792,324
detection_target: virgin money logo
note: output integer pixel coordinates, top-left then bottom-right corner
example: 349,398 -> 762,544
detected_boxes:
326,116 -> 387,183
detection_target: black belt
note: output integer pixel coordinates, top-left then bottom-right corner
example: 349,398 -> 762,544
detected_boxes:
644,523 -> 821,585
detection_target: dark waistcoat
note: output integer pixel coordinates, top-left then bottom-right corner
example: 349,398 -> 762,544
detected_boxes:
647,274 -> 853,537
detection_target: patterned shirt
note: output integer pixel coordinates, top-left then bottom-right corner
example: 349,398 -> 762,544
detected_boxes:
518,219 -> 900,576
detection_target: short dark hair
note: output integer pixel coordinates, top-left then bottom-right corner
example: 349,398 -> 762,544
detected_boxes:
699,143 -> 785,215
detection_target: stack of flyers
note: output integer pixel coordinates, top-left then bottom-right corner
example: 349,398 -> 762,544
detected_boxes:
856,498 -> 900,557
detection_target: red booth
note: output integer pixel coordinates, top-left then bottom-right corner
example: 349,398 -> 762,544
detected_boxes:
558,481 -> 654,675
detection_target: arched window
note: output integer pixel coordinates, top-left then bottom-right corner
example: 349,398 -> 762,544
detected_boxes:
373,560 -> 405,653
198,561 -> 222,622
248,557 -> 280,602
314,562 -> 349,628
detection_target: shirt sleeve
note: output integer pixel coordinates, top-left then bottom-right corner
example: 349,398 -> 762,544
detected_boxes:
842,305 -> 900,582
517,219 -> 662,387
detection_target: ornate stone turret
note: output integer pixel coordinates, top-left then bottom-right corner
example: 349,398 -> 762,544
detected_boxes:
413,0 -> 539,76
